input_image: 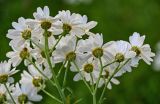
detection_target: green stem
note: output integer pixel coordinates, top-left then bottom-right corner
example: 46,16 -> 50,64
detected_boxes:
98,59 -> 130,104
42,89 -> 63,104
94,57 -> 103,95
103,61 -> 116,68
93,93 -> 96,104
50,34 -> 64,53
57,60 -> 67,78
44,30 -> 66,103
73,61 -> 93,94
90,73 -> 94,91
4,84 -> 16,104
98,63 -> 120,104
27,58 -> 55,87
62,61 -> 70,88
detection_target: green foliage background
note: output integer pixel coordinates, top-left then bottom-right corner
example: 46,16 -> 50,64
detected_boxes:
0,0 -> 160,104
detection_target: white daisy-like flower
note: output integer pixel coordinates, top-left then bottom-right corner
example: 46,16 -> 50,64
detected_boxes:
77,33 -> 114,64
106,40 -> 136,75
78,15 -> 97,36
98,64 -> 120,90
55,10 -> 89,37
129,32 -> 155,65
0,61 -> 19,84
53,35 -> 83,64
6,45 -> 32,67
12,83 -> 42,104
71,58 -> 99,84
27,6 -> 63,36
7,17 -> 39,48
0,83 -> 14,103
20,63 -> 52,90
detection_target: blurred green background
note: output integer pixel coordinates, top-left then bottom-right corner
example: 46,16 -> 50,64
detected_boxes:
0,0 -> 160,104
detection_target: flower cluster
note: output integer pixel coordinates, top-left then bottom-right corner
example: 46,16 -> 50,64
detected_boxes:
0,6 -> 155,104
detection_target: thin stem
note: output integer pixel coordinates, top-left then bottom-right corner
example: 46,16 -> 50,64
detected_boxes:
57,60 -> 67,78
44,31 -> 66,103
4,84 -> 16,104
98,63 -> 120,104
50,34 -> 64,53
62,61 -> 70,88
103,60 -> 116,68
94,57 -> 103,94
90,73 -> 94,91
73,61 -> 93,94
93,93 -> 96,104
42,89 -> 63,104
98,59 -> 130,104
27,58 -> 55,87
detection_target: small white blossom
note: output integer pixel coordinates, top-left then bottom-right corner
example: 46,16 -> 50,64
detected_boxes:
7,17 -> 39,48
12,83 -> 42,104
6,45 -> 32,67
55,10 -> 85,38
0,61 -> 18,84
27,6 -> 63,36
99,65 -> 120,89
106,40 -> 136,75
71,58 -> 99,84
20,63 -> 52,90
53,35 -> 82,63
77,33 -> 114,63
129,32 -> 155,65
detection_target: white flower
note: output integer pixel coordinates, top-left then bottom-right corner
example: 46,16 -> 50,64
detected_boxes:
0,61 -> 18,84
20,63 -> 52,90
53,35 -> 82,63
129,32 -> 155,65
27,6 -> 63,35
98,65 -> 120,89
77,33 -> 114,64
0,83 -> 14,103
106,40 -> 136,74
55,10 -> 90,37
7,17 -> 39,48
77,15 -> 97,35
12,83 -> 42,104
6,45 -> 32,67
71,58 -> 99,84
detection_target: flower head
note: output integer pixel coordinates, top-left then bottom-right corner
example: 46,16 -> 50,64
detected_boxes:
129,32 -> 155,65
0,61 -> 18,84
12,83 -> 42,104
